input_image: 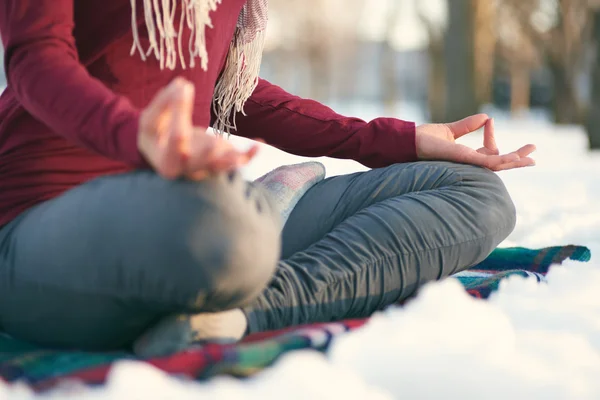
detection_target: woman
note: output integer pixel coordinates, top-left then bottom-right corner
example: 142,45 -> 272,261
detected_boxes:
0,0 -> 535,355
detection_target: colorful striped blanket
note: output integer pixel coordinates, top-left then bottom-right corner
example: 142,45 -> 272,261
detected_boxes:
0,245 -> 591,392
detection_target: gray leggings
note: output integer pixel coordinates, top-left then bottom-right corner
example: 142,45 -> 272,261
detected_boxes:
0,162 -> 516,351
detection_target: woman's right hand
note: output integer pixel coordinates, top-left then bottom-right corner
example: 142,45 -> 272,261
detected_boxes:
137,78 -> 259,180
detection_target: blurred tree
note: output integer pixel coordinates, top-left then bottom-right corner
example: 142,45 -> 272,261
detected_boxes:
266,0 -> 363,102
420,0 -> 496,122
496,0 -> 540,114
417,1 -> 446,122
544,0 -> 591,124
381,1 -> 402,114
473,0 -> 497,106
498,0 -> 593,123
444,0 -> 479,121
585,2 -> 600,149
303,9 -> 331,102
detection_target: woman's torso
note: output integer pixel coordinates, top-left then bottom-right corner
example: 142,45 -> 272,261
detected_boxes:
0,0 -> 245,226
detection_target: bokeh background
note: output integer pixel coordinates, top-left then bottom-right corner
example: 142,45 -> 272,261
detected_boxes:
2,0 -> 597,143
260,0 -> 600,149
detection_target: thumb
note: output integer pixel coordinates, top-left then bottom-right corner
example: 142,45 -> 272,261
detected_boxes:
446,113 -> 489,139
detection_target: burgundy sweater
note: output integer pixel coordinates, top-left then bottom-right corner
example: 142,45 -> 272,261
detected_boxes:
0,0 -> 417,227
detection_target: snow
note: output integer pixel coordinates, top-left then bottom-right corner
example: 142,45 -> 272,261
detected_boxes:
330,268 -> 600,399
2,114 -> 600,399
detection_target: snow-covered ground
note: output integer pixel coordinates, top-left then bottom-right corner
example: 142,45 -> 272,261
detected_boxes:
2,112 -> 600,399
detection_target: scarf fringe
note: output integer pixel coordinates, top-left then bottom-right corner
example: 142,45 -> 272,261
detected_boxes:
212,30 -> 265,136
129,0 -> 267,135
130,0 -> 222,71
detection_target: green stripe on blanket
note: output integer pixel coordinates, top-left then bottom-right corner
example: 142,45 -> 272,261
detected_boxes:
0,245 -> 592,391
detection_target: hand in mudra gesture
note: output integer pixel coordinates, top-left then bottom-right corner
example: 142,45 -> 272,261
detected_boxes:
138,78 -> 259,180
416,114 -> 536,171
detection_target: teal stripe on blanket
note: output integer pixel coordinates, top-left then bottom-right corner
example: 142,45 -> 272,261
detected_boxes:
470,245 -> 591,273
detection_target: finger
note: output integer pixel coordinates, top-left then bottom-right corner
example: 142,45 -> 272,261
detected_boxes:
479,144 -> 535,159
483,118 -> 499,155
515,144 -> 536,158
204,137 -> 233,163
186,169 -> 211,181
472,153 -> 521,169
159,82 -> 195,178
207,144 -> 259,171
476,147 -> 497,156
197,137 -> 237,170
226,148 -> 259,169
241,144 -> 260,164
206,150 -> 243,172
446,113 -> 489,139
492,157 -> 536,171
445,143 -> 519,169
185,132 -> 218,173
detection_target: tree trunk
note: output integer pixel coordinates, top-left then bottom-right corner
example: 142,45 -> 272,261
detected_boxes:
302,11 -> 331,102
427,34 -> 446,122
585,9 -> 600,149
510,62 -> 530,115
380,1 -> 402,115
381,41 -> 400,115
444,0 -> 479,121
473,0 -> 496,105
307,44 -> 330,102
549,58 -> 581,124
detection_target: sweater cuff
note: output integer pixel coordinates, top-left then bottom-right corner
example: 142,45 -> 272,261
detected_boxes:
387,118 -> 417,163
358,117 -> 417,168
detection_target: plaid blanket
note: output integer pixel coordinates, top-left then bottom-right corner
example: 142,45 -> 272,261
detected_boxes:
0,245 -> 591,392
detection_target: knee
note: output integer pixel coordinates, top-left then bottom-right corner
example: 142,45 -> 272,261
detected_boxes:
203,183 -> 281,309
457,165 -> 517,240
167,174 -> 281,310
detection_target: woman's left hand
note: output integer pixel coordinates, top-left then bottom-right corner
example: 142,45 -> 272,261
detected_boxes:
184,129 -> 260,180
415,114 -> 536,171
138,78 -> 259,181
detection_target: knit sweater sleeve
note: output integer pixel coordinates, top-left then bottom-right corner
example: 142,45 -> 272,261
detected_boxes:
226,79 -> 417,169
0,0 -> 147,167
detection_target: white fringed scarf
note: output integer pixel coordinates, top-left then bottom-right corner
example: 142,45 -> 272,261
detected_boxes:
129,0 -> 268,134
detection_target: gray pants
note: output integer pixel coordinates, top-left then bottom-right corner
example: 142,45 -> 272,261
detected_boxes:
0,162 -> 516,351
